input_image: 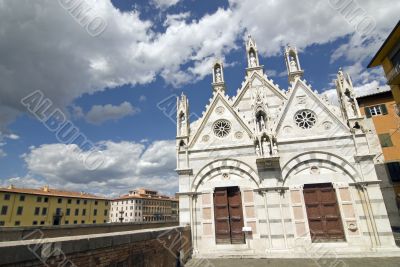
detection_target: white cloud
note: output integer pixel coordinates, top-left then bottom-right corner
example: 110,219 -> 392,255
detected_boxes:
85,101 -> 139,125
139,95 -> 147,102
0,0 -> 399,131
0,131 -> 20,158
151,0 -> 181,10
7,133 -> 19,140
265,69 -> 277,77
21,140 -> 177,195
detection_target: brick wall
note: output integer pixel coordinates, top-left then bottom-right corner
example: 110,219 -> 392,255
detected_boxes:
0,226 -> 192,267
0,221 -> 179,242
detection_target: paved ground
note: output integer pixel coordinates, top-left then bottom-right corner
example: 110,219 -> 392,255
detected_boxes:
185,258 -> 400,267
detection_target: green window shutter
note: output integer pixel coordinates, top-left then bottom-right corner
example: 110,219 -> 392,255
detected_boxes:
381,104 -> 388,115
364,107 -> 372,118
378,133 -> 393,147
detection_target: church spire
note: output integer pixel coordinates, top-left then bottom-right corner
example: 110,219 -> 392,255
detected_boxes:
284,45 -> 304,84
177,93 -> 189,137
335,68 -> 366,134
245,35 -> 263,76
211,59 -> 226,94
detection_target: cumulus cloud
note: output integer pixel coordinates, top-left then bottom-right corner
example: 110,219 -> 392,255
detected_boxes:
85,101 -> 139,125
20,140 -> 177,195
0,0 -> 399,132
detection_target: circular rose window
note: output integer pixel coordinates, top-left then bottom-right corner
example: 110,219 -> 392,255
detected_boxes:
294,110 -> 317,129
213,119 -> 231,138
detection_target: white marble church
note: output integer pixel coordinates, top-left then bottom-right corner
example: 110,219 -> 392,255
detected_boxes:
176,36 -> 399,258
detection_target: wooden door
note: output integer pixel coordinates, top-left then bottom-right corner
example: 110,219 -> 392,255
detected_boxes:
227,187 -> 245,244
303,183 -> 345,242
213,187 -> 245,244
214,187 -> 231,244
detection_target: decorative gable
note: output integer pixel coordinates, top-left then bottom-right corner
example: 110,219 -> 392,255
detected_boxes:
189,92 -> 253,150
275,79 -> 349,140
232,72 -> 287,130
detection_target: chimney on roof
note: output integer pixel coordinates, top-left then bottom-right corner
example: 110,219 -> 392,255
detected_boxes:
43,185 -> 49,192
8,184 -> 14,189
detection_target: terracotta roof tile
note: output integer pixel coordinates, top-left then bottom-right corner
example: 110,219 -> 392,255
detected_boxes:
0,186 -> 109,200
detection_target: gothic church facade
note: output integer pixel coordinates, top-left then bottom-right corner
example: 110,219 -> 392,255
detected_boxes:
176,36 -> 398,257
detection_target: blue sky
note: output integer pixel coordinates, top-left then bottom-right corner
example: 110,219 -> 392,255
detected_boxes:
0,0 -> 398,196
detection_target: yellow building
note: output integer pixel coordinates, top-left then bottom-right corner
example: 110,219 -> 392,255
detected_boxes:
0,185 -> 110,227
357,87 -> 400,229
358,88 -> 400,193
368,21 -> 400,105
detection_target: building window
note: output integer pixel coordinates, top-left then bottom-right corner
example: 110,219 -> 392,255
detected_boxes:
37,196 -> 42,202
76,199 -> 80,204
55,208 -> 62,216
81,220 -> 85,224
365,104 -> 388,118
4,194 -> 10,200
379,133 -> 393,147
42,208 -> 47,215
1,206 -> 8,215
65,220 -> 69,225
213,119 -> 232,138
44,197 -> 49,203
73,220 -> 77,224
94,209 -> 98,216
75,209 -> 79,216
0,221 -> 4,226
58,198 -> 62,204
387,162 -> 400,183
105,201 -> 109,205
104,210 -> 108,216
82,209 -> 86,216
67,199 -> 72,204
16,206 -> 23,215
40,221 -> 45,225
66,208 -> 70,216
95,201 -> 98,205
294,109 -> 317,129
84,200 -> 87,205
15,221 -> 20,226
34,207 -> 40,215
19,195 -> 25,202
32,221 -> 38,225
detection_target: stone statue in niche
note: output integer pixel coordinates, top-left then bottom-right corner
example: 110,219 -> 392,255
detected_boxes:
215,67 -> 222,82
255,144 -> 261,156
272,140 -> 278,156
289,56 -> 298,71
262,137 -> 270,157
249,52 -> 257,67
260,116 -> 265,131
180,114 -> 186,135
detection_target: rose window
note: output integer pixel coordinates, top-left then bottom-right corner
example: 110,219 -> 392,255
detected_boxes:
294,110 -> 317,129
213,119 -> 231,138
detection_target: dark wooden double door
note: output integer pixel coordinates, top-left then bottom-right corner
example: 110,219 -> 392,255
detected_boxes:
303,183 -> 345,242
213,187 -> 245,244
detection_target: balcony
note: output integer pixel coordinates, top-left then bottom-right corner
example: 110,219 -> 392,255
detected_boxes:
387,63 -> 400,85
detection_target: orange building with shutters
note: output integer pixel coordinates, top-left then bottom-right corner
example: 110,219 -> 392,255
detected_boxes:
357,88 -> 400,197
